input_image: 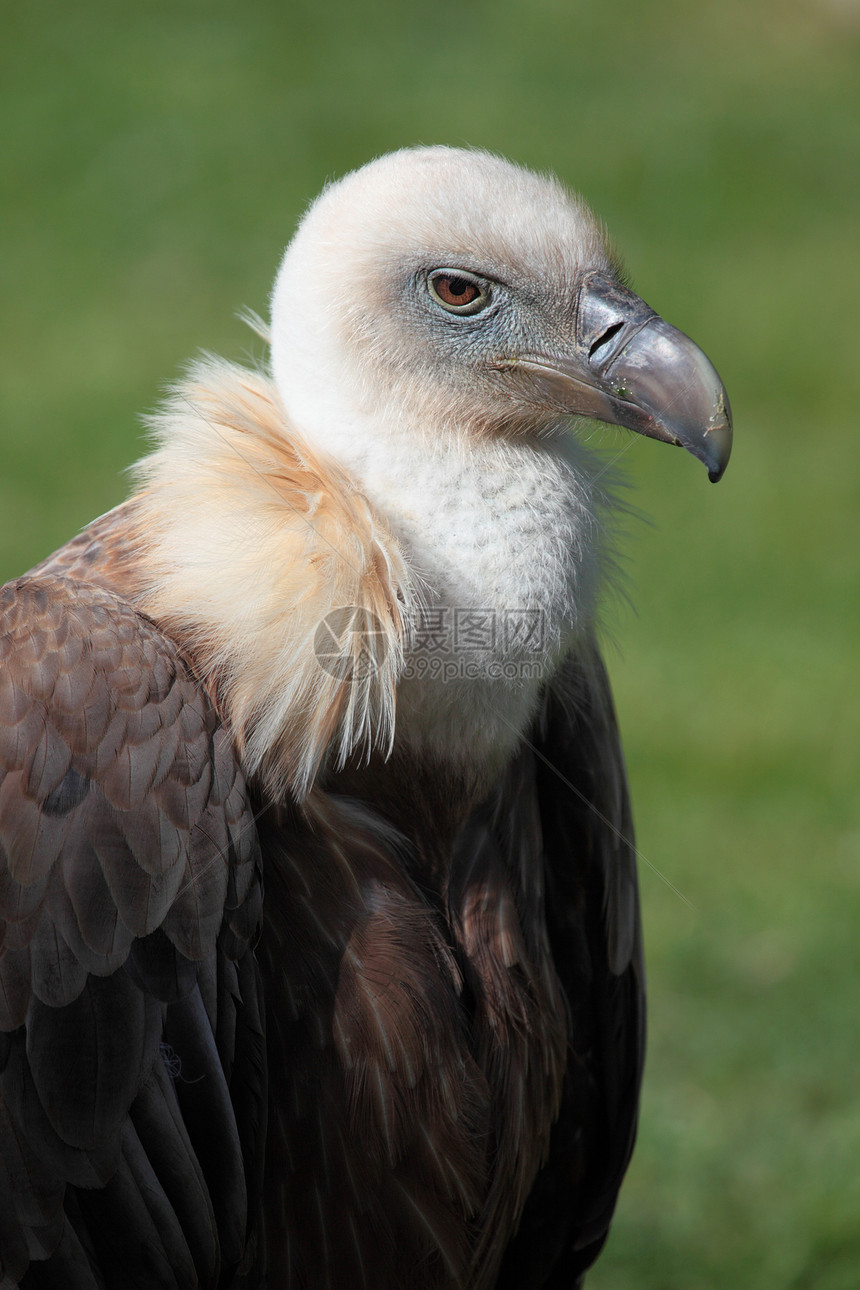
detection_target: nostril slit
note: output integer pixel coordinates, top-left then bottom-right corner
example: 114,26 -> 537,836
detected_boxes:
589,321 -> 624,359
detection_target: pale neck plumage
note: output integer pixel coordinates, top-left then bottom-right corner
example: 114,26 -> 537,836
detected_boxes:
275,344 -> 607,770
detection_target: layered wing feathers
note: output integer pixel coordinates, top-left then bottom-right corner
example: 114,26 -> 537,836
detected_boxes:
0,575 -> 264,1288
496,652 -> 645,1288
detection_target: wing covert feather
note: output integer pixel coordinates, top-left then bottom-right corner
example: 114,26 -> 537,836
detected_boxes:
496,648 -> 646,1289
0,575 -> 265,1288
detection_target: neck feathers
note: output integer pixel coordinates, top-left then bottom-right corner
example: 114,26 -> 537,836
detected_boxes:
84,356 -> 613,804
129,358 -> 415,799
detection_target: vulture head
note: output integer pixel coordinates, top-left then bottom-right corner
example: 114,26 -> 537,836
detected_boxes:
270,146 -> 732,481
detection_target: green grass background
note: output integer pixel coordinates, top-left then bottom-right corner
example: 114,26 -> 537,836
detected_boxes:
2,1 -> 858,1284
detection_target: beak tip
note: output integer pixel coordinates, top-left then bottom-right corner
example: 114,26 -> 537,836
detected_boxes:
701,414 -> 733,483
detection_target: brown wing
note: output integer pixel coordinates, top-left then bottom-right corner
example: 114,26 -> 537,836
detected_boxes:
494,648 -> 646,1289
0,575 -> 264,1289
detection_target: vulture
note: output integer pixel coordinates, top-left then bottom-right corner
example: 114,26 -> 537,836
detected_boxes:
0,147 -> 732,1289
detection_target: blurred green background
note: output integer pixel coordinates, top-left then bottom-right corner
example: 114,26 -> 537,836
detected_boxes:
2,1 -> 858,1285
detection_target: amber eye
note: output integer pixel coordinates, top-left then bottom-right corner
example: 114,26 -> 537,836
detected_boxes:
428,269 -> 490,315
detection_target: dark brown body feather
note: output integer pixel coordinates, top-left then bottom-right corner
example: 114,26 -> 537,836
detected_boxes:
0,513 -> 644,1288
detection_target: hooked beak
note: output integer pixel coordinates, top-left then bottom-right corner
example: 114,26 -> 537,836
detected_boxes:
508,271 -> 733,482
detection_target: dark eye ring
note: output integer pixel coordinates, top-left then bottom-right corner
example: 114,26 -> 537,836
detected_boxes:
428,269 -> 491,316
